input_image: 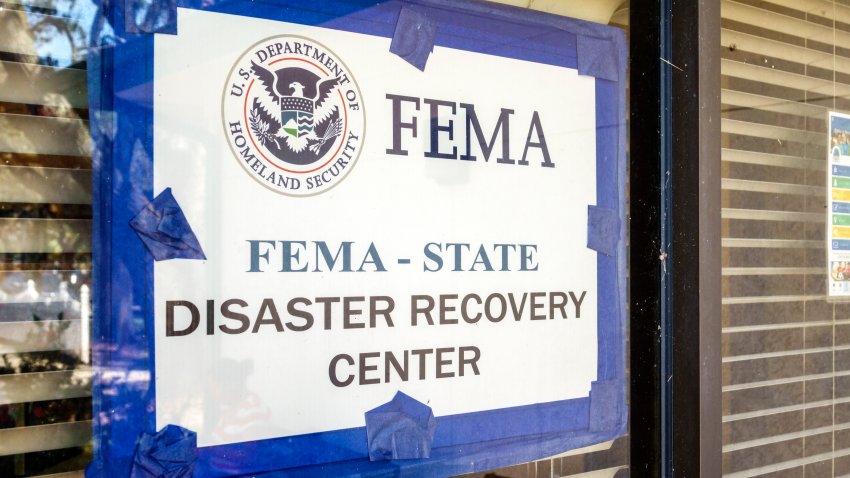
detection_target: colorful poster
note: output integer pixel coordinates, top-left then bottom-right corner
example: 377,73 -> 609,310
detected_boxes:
829,112 -> 850,297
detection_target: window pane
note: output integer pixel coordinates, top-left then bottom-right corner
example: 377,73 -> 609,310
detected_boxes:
0,0 -> 94,475
720,1 -> 850,475
0,0 -> 630,476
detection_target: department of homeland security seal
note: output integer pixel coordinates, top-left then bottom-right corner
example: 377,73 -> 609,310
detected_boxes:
222,35 -> 365,196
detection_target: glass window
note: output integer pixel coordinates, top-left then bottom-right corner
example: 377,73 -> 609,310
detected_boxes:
0,0 -> 95,475
720,0 -> 850,475
0,0 -> 631,476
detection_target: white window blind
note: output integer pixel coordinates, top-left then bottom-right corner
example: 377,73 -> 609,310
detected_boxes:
721,0 -> 850,476
0,0 -> 92,476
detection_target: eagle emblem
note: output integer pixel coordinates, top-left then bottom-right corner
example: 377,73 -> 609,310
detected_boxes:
222,35 -> 364,196
248,61 -> 343,163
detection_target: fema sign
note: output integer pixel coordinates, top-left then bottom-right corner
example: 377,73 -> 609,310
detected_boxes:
93,2 -> 626,475
155,4 -> 619,452
222,35 -> 365,196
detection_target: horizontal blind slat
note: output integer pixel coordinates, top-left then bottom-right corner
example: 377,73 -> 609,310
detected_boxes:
746,0 -> 850,25
0,218 -> 91,253
722,0 -> 845,45
721,58 -> 850,95
0,9 -> 36,58
0,10 -> 84,60
721,208 -> 824,222
0,113 -> 90,156
722,88 -> 826,117
722,346 -> 845,362
0,60 -> 87,108
723,423 -> 850,452
38,472 -> 86,478
721,118 -> 821,144
0,420 -> 92,456
0,270 -> 88,281
0,319 -> 81,353
722,238 -> 823,248
721,28 -> 850,74
0,369 -> 91,404
0,166 -> 91,204
723,370 -> 850,392
722,448 -> 850,478
722,266 -> 822,275
723,320 -> 848,333
724,397 -> 850,422
0,253 -> 92,271
722,294 -> 826,304
722,177 -> 823,196
721,148 -> 825,171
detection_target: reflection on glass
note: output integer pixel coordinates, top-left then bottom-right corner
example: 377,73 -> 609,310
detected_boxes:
1,0 -> 94,475
2,0 -> 634,475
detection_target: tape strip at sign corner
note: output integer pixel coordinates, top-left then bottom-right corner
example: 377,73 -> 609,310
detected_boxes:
124,0 -> 178,35
588,379 -> 627,435
365,391 -> 437,461
586,204 -> 620,257
576,33 -> 625,82
129,187 -> 207,261
390,6 -> 438,71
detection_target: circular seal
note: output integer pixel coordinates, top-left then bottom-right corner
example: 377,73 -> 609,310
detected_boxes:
222,35 -> 365,196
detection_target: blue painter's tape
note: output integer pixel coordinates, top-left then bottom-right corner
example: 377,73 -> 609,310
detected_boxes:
130,425 -> 198,478
587,205 -> 619,257
577,35 -> 619,81
588,380 -> 625,433
129,187 -> 206,261
390,7 -> 438,71
125,0 -> 177,34
365,391 -> 437,461
84,462 -> 100,478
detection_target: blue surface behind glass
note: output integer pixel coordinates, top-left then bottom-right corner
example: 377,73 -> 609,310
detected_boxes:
87,1 -> 628,476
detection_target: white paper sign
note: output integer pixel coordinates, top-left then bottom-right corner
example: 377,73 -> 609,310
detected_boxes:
153,8 -> 599,447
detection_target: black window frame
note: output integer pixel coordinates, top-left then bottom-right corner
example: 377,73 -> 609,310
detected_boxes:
629,1 -> 722,476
